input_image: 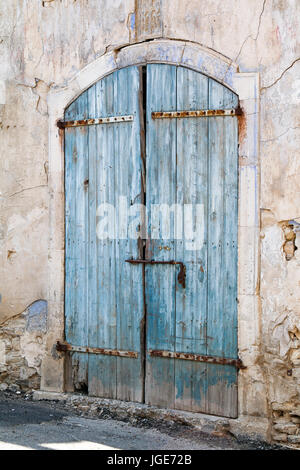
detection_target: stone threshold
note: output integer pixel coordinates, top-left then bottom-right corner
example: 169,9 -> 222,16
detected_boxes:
33,390 -> 271,445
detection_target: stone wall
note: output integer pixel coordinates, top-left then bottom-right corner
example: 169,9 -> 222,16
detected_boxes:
0,0 -> 299,447
0,301 -> 47,391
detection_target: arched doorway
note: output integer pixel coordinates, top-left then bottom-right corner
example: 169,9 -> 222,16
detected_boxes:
61,64 -> 239,418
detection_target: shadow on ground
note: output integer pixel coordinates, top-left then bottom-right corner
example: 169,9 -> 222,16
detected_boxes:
0,392 -> 284,451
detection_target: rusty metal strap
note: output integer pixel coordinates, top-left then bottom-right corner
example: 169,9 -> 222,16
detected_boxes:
57,115 -> 134,129
152,108 -> 242,119
148,350 -> 246,369
56,342 -> 138,358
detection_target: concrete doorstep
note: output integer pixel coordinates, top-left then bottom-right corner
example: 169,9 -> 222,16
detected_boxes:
33,390 -> 272,447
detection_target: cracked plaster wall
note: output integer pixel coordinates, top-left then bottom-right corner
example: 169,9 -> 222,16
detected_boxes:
0,0 -> 299,445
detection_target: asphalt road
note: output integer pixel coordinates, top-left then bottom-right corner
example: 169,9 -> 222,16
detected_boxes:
0,393 -> 267,450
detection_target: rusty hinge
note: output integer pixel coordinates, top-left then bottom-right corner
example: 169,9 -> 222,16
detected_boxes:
148,349 -> 246,369
56,341 -> 138,358
152,107 -> 242,119
57,115 -> 134,129
125,259 -> 186,288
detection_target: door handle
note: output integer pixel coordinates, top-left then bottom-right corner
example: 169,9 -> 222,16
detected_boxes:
125,259 -> 186,288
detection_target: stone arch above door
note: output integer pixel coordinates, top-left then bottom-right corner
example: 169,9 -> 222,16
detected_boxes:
49,40 -> 239,117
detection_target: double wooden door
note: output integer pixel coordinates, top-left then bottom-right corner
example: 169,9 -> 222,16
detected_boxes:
64,64 -> 239,418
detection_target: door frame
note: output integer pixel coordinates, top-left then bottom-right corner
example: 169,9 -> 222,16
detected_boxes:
44,39 -> 264,420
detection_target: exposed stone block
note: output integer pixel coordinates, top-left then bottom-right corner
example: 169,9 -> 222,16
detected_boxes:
291,417 -> 300,424
272,432 -> 288,442
290,408 -> 300,417
274,423 -> 298,435
287,435 -> 300,444
272,403 -> 296,412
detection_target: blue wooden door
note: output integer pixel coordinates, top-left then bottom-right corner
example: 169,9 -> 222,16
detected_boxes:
145,65 -> 238,417
64,66 -> 145,401
64,64 -> 238,418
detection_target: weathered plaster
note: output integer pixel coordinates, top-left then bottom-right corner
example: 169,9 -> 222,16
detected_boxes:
0,0 -> 299,446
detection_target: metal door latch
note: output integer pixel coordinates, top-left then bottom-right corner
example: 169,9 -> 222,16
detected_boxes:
125,259 -> 186,288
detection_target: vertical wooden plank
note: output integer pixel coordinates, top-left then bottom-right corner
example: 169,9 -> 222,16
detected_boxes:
206,79 -> 238,418
222,89 -> 239,362
65,91 -> 89,392
64,106 -> 76,392
174,67 -> 209,412
88,73 -> 117,397
145,64 -> 177,408
86,80 -> 98,397
114,67 -> 144,402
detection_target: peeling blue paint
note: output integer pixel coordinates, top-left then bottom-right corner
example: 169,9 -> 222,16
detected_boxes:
130,12 -> 135,31
25,300 -> 47,333
289,220 -> 300,232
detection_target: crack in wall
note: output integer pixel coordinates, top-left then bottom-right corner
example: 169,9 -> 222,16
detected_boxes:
16,78 -> 53,116
5,185 -> 48,199
261,58 -> 300,91
235,0 -> 266,65
261,127 -> 300,143
222,0 -> 266,79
